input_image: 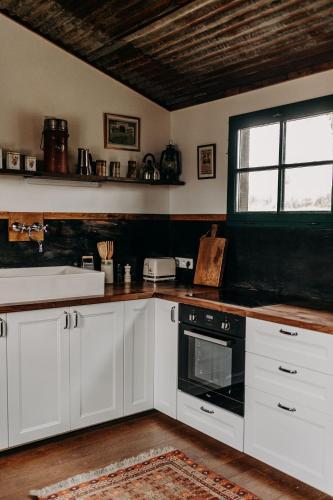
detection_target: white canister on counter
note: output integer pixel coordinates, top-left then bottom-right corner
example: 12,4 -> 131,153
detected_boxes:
101,259 -> 114,284
124,264 -> 131,283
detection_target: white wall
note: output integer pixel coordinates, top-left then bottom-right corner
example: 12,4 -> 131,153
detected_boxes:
170,70 -> 333,214
0,15 -> 170,213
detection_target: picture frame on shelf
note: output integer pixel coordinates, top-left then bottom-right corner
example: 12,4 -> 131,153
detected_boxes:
197,144 -> 216,180
24,155 -> 37,172
6,151 -> 21,171
104,113 -> 140,151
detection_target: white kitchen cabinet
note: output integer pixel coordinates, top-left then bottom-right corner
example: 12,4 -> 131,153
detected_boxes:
124,299 -> 154,416
0,315 -> 8,450
245,387 -> 333,496
154,299 -> 178,418
70,302 -> 124,429
178,391 -> 244,451
7,308 -> 70,446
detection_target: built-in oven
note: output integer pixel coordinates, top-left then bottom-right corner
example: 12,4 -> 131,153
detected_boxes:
178,304 -> 245,416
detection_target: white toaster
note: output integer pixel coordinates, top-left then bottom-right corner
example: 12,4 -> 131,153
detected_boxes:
143,258 -> 176,282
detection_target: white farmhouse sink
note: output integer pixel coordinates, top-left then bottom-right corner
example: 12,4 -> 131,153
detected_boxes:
0,266 -> 105,304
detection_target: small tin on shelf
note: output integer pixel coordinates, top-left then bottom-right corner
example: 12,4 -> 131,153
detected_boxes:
24,155 -> 37,172
6,151 -> 21,170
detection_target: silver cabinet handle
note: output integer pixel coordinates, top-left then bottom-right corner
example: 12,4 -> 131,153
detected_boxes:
279,328 -> 298,336
64,311 -> 70,330
200,405 -> 214,414
279,366 -> 297,375
171,306 -> 176,323
278,403 -> 296,412
0,319 -> 6,337
73,310 -> 79,329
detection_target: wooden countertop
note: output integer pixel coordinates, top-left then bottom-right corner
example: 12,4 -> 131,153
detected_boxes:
0,281 -> 331,335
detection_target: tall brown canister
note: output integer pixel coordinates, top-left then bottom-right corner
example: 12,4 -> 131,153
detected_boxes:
41,118 -> 69,174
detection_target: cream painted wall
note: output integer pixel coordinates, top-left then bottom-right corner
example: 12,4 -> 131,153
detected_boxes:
170,69 -> 333,214
0,15 -> 170,213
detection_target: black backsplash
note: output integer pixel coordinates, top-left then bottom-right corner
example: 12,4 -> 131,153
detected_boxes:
0,218 -> 332,304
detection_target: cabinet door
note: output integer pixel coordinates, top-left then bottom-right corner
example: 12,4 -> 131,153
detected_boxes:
7,308 -> 70,446
0,315 -> 8,450
245,386 -> 333,496
124,299 -> 154,416
70,302 -> 124,429
154,299 -> 178,418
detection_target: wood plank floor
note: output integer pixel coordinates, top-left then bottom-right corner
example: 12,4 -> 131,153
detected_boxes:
0,411 -> 330,499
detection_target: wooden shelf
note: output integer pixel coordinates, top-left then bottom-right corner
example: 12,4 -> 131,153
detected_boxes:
0,169 -> 185,186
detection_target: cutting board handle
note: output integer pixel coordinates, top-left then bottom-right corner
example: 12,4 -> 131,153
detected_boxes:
211,224 -> 218,237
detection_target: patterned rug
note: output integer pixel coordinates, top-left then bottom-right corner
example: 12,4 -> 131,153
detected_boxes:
30,447 -> 259,499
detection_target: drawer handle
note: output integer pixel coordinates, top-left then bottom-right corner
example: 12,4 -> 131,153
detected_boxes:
200,406 -> 214,415
279,328 -> 298,337
279,366 -> 297,375
278,403 -> 296,412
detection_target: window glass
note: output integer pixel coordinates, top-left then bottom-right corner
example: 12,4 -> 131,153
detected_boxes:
283,165 -> 332,211
237,170 -> 278,212
285,113 -> 333,164
238,123 -> 280,168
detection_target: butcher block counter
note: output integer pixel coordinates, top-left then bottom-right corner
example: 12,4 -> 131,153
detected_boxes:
0,281 -> 331,335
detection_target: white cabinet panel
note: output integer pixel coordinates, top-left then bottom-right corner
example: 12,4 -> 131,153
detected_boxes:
154,299 -> 178,418
70,303 -> 124,429
246,318 -> 333,374
0,315 -> 8,450
246,352 -> 333,415
7,308 -> 70,446
124,300 -> 154,416
245,387 -> 333,496
178,391 -> 244,451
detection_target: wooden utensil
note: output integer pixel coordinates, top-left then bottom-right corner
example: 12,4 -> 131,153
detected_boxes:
193,224 -> 227,287
97,241 -> 107,260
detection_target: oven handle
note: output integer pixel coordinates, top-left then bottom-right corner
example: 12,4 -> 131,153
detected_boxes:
184,330 -> 232,347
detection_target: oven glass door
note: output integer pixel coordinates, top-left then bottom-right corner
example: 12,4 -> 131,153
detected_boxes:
179,326 -> 245,416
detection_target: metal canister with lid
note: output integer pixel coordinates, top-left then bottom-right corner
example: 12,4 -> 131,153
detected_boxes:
41,118 -> 69,174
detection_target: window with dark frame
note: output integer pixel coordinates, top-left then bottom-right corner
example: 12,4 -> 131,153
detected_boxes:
227,96 -> 333,227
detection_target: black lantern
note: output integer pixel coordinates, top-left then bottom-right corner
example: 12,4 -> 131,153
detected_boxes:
159,142 -> 181,182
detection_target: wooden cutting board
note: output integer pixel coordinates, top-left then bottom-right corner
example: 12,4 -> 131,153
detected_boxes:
193,224 -> 227,287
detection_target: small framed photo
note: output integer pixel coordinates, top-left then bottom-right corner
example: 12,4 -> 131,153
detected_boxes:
197,144 -> 216,180
24,155 -> 37,172
104,113 -> 140,151
6,151 -> 21,171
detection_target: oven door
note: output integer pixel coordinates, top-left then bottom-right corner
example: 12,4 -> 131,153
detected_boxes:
178,325 -> 245,416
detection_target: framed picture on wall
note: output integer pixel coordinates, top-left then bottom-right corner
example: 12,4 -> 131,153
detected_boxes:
104,113 -> 140,151
197,144 -> 216,179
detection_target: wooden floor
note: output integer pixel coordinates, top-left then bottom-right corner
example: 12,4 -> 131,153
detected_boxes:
0,411 -> 330,499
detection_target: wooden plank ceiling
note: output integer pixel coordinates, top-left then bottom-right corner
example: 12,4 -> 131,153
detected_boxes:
1,0 -> 333,110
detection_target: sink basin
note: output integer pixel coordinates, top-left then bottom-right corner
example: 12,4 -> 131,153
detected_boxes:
0,266 -> 105,304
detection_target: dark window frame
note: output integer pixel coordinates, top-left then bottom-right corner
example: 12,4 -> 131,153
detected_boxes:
227,95 -> 333,227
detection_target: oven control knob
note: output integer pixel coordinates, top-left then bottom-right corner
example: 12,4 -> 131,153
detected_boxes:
221,321 -> 231,331
189,313 -> 197,322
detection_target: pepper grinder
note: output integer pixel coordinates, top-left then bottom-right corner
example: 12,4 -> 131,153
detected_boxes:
124,264 -> 131,284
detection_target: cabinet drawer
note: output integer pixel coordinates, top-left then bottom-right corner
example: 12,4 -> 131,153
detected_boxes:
245,387 -> 333,496
246,318 -> 333,375
246,352 -> 333,415
177,391 -> 243,451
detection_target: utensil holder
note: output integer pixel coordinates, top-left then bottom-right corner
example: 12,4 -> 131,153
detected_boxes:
101,259 -> 113,284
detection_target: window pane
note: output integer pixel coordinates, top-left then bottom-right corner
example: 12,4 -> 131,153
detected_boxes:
283,165 -> 332,211
285,113 -> 333,164
237,170 -> 278,212
238,123 -> 280,168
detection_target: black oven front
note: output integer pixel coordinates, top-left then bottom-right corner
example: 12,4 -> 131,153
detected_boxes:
178,304 -> 245,416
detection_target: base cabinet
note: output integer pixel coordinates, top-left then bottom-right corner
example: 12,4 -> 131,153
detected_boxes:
7,308 -> 70,446
0,315 -> 8,450
154,299 -> 178,418
70,302 -> 124,429
245,387 -> 333,495
124,300 -> 154,416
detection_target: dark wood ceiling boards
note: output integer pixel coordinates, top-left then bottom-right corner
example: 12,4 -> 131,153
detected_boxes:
1,0 -> 333,110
